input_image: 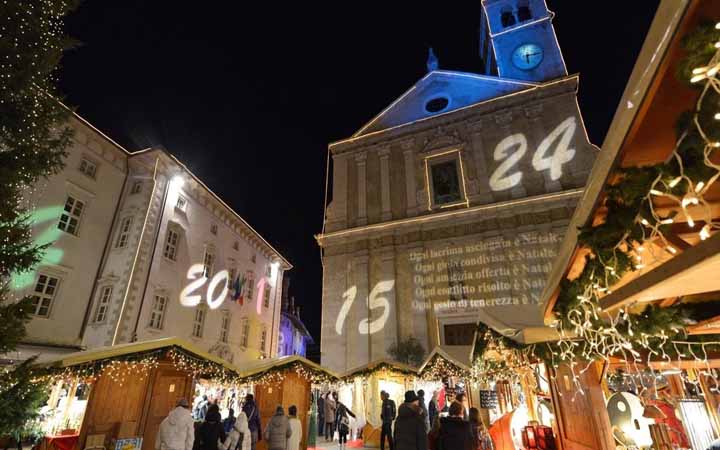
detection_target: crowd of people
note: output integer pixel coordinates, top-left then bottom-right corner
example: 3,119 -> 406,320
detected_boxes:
155,393 -> 303,450
382,389 -> 494,450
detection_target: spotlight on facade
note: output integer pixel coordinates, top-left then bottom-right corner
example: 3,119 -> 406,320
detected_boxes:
170,175 -> 185,191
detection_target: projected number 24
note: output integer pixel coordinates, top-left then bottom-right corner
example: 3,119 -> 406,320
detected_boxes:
335,280 -> 395,335
489,116 -> 577,191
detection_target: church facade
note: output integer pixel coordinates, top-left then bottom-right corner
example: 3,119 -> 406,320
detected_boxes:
317,0 -> 599,372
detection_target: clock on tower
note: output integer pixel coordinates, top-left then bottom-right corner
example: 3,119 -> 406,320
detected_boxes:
479,0 -> 567,82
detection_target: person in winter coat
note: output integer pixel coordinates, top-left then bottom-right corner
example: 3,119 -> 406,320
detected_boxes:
417,390 -> 430,432
393,391 -> 428,450
335,400 -> 356,449
221,411 -> 251,450
428,391 -> 439,430
156,398 -> 195,450
223,409 -> 236,434
324,392 -> 337,441
197,407 -> 226,450
427,416 -> 441,450
380,391 -> 396,450
242,394 -> 262,450
468,408 -> 494,450
455,393 -> 469,421
286,405 -> 302,450
263,406 -> 292,450
318,394 -> 325,436
438,401 -> 474,450
194,395 -> 209,421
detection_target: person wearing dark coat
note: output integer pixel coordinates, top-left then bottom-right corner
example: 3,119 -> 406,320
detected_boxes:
417,390 -> 430,432
438,401 -> 474,450
393,391 -> 428,450
317,393 -> 325,436
242,394 -> 262,450
197,407 -> 226,450
335,400 -> 356,449
380,391 -> 396,450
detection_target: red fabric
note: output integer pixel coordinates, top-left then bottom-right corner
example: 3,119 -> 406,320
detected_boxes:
346,439 -> 364,448
46,434 -> 79,450
438,387 -> 446,411
648,400 -> 691,449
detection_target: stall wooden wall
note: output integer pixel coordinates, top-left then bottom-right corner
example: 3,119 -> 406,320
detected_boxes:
77,361 -> 193,450
549,362 -> 614,450
254,371 -> 310,450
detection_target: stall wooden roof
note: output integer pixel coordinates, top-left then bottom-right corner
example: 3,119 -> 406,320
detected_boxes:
540,0 -> 720,324
418,346 -> 473,375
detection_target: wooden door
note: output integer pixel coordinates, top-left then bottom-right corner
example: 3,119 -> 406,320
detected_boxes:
550,363 -> 614,450
255,382 -> 283,450
141,368 -> 193,450
280,373 -> 309,450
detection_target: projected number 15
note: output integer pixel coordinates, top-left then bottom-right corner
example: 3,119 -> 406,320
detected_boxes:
335,280 -> 395,335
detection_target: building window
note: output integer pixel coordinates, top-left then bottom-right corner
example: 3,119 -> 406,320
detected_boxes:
259,326 -> 267,355
220,311 -> 230,343
58,196 -> 85,235
164,229 -> 179,261
176,195 -> 187,212
263,284 -> 271,308
265,265 -> 272,277
210,223 -> 218,235
148,294 -> 168,329
228,267 -> 237,285
232,241 -> 239,251
443,323 -> 476,346
191,308 -> 206,338
30,274 -> 60,317
500,6 -> 516,27
427,155 -> 464,207
245,272 -> 255,300
94,286 -> 113,323
251,253 -> 256,263
240,318 -> 250,348
130,180 -> 142,195
115,216 -> 133,249
79,158 -> 98,179
202,248 -> 215,278
517,1 -> 532,22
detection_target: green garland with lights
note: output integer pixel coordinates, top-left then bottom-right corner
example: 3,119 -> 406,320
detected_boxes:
471,23 -> 720,379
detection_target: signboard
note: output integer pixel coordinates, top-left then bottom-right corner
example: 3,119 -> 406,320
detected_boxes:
479,390 -> 498,409
115,438 -> 142,450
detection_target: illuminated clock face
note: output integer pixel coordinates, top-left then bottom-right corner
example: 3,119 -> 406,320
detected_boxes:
512,43 -> 544,70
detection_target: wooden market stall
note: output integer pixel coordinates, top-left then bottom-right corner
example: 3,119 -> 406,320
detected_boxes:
533,1 -> 720,449
35,338 -> 239,450
236,355 -> 339,450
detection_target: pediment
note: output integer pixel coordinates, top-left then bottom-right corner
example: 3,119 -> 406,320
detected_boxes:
353,70 -> 537,137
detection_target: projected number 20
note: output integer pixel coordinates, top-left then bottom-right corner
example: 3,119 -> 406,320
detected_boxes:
335,280 -> 395,335
179,264 -> 230,309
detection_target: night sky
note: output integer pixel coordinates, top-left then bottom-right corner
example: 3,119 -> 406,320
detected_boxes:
59,1 -> 660,344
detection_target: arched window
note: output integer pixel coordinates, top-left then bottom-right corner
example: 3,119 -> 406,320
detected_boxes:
500,6 -> 516,27
517,1 -> 532,22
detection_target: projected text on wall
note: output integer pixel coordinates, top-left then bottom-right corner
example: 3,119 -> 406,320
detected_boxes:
410,230 -> 561,313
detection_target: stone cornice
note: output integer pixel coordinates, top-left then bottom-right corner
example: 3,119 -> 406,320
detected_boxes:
328,75 -> 580,156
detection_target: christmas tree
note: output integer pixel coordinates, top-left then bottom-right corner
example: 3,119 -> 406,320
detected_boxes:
0,0 -> 78,438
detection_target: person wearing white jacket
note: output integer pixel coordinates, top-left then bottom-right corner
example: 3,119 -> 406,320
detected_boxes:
286,406 -> 302,450
221,411 -> 251,450
156,398 -> 195,450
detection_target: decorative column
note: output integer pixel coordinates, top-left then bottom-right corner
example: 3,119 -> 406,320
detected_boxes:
525,104 -> 562,192
403,142 -> 418,217
379,146 -> 392,221
356,152 -> 368,226
328,154 -> 348,230
349,251 -> 370,369
494,111 -> 527,199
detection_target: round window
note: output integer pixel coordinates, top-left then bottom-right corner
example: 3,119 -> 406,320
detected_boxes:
425,96 -> 449,113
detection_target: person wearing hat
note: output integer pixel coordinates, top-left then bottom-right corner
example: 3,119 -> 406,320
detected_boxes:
393,391 -> 428,450
156,398 -> 195,450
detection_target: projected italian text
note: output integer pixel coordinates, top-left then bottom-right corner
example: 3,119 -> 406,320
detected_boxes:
410,230 -> 561,313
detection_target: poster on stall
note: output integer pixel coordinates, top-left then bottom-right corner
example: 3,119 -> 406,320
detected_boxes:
115,438 -> 142,450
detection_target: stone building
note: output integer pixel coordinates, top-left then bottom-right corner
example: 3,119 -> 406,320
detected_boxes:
317,0 -> 599,372
10,111 -> 291,365
277,277 -> 313,357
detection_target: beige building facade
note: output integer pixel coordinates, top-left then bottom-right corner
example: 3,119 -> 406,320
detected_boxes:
10,113 -> 290,365
318,0 -> 599,372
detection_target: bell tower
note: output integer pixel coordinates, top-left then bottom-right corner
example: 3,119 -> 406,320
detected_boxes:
480,0 -> 567,82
